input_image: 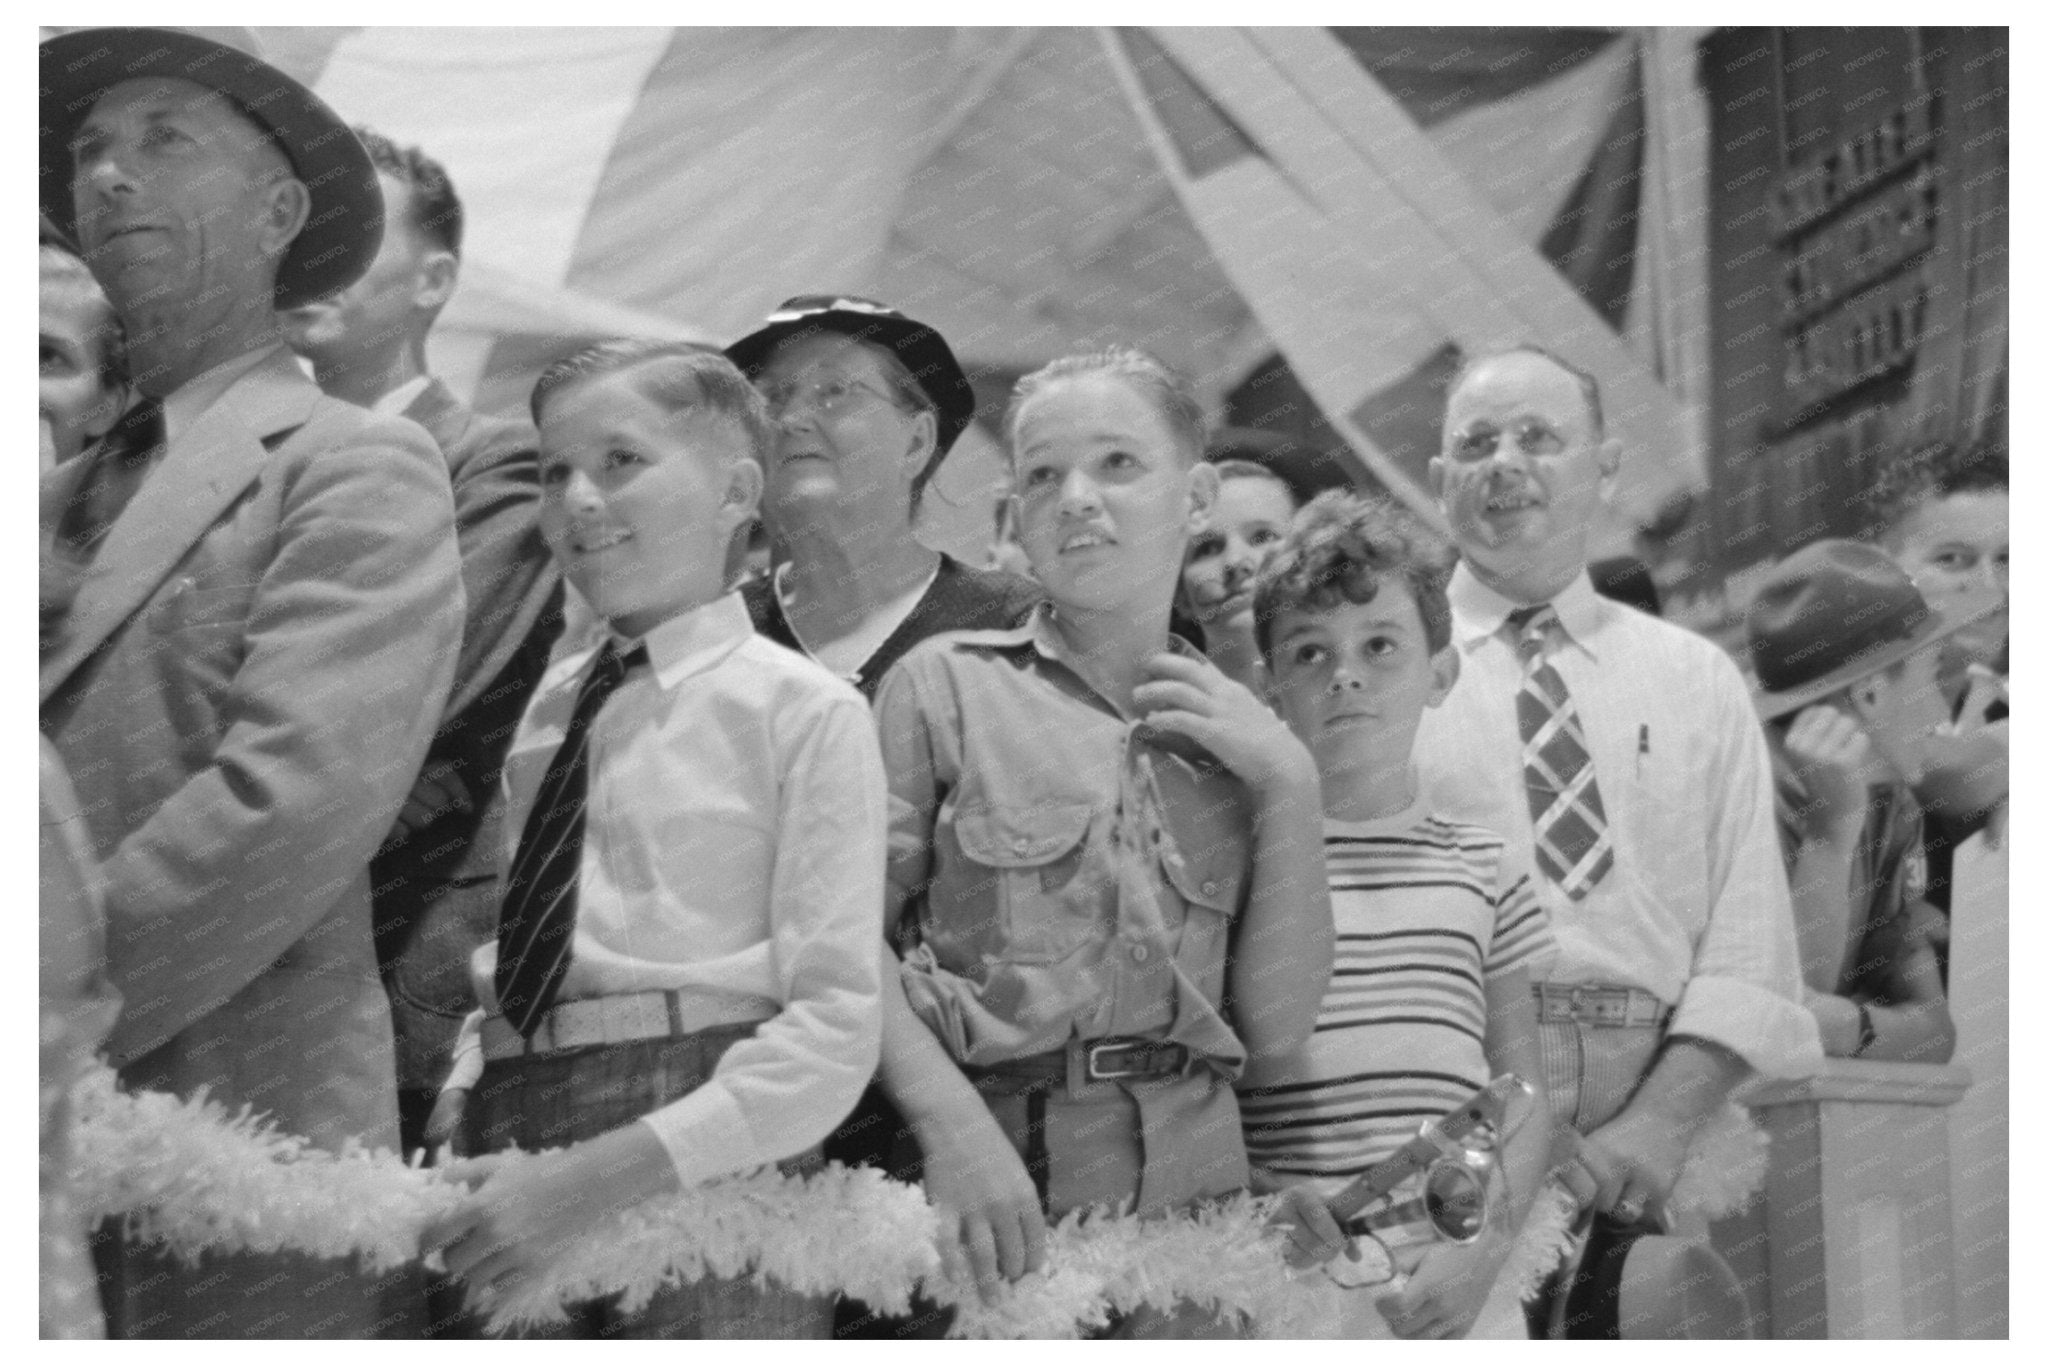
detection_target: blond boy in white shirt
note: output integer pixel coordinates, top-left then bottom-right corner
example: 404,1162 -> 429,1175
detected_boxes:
423,343 -> 886,1338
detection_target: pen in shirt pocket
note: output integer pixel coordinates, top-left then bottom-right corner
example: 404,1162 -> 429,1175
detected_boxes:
1637,723 -> 1649,775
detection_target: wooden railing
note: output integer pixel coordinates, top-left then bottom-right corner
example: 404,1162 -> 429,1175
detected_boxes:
1710,830 -> 2007,1339
1714,1060 -> 1972,1337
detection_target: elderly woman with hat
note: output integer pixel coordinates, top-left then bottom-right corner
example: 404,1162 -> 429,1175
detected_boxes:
725,296 -> 1038,700
724,297 -> 1035,1337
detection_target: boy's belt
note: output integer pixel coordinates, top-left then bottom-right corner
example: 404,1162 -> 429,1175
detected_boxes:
971,1036 -> 1195,1096
1533,983 -> 1670,1029
480,989 -> 775,1060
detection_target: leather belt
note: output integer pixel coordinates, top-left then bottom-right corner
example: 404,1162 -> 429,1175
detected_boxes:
480,989 -> 776,1061
1532,983 -> 1670,1029
971,1035 -> 1195,1096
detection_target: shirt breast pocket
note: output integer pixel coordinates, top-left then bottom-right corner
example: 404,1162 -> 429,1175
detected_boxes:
1621,743 -> 1687,886
1159,834 -> 1245,972
952,800 -> 1101,965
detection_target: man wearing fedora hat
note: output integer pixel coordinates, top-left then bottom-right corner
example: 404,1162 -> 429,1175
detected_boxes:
1412,347 -> 1819,1336
1748,539 -> 1968,1064
39,27 -> 462,1337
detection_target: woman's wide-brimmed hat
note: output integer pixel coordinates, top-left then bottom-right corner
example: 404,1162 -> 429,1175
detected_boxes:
725,295 -> 978,461
40,27 -> 382,309
1745,538 -> 1994,720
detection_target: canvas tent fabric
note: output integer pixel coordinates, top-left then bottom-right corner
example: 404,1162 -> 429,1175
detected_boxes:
137,26 -> 1708,558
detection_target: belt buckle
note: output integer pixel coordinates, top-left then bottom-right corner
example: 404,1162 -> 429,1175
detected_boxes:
1086,1040 -> 1153,1081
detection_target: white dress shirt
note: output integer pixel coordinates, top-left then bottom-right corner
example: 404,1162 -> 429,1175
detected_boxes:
163,343 -> 289,447
1413,565 -> 1820,1080
369,374 -> 433,418
453,591 -> 887,1184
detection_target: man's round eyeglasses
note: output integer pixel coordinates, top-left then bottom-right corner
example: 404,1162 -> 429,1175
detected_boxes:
1445,419 -> 1566,464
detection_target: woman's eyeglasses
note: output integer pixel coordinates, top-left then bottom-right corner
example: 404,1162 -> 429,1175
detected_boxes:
760,373 -> 902,422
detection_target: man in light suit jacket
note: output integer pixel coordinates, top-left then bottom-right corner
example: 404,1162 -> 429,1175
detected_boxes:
39,28 -> 464,1338
283,127 -> 563,1161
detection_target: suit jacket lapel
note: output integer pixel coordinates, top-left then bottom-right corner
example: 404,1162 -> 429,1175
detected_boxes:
39,447 -> 95,549
40,350 -> 320,704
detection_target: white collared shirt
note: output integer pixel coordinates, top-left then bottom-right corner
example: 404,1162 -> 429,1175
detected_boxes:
1413,564 -> 1821,1081
455,591 -> 886,1184
370,374 -> 433,418
163,343 -> 289,448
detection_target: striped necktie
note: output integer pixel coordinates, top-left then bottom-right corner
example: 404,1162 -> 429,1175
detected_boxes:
1509,605 -> 1613,900
495,639 -> 647,1036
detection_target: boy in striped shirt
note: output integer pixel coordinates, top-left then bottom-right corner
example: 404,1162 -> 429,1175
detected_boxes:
1241,493 -> 1555,1339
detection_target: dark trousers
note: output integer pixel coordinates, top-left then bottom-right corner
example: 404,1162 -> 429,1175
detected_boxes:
825,1084 -> 953,1338
460,1025 -> 831,1340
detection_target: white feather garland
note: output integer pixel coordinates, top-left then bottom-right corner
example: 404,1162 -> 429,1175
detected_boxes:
1504,1182 -> 1582,1303
477,1152 -> 943,1332
68,1062 -> 460,1271
945,1195 -> 1318,1339
1668,1102 -> 1770,1220
65,1064 -> 1769,1337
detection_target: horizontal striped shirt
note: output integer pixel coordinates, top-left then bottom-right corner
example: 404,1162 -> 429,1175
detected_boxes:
1241,797 -> 1554,1191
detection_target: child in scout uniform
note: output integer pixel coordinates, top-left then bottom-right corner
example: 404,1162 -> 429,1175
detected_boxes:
1237,492 -> 1557,1339
871,346 -> 1335,1337
1747,539 -> 1975,1063
422,343 -> 887,1337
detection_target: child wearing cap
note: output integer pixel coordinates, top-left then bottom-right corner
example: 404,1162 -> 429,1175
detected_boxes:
422,343 -> 885,1337
1746,539 -> 1963,1063
1237,492 -> 1556,1339
871,346 -> 1334,1336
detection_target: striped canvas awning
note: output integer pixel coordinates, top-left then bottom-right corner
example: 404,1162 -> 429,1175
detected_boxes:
60,26 -> 1711,557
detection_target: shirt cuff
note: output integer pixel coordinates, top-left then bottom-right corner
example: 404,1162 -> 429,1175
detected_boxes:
1669,975 -> 1823,1081
641,1084 -> 759,1188
442,1009 -> 486,1093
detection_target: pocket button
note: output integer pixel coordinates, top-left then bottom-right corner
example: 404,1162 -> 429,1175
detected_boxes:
1129,943 -> 1150,963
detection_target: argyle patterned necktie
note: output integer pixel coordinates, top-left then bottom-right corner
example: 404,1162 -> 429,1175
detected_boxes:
1509,605 -> 1613,900
495,640 -> 647,1036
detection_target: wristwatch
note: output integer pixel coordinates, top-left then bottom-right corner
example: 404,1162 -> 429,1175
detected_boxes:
1851,1001 -> 1877,1057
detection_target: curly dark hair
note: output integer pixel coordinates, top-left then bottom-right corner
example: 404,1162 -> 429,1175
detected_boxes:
1866,436 -> 2008,536
1252,490 -> 1455,662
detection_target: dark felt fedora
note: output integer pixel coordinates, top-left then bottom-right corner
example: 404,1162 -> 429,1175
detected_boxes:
1746,538 -> 1994,720
724,295 -> 978,463
40,27 -> 382,310
1555,1216 -> 1755,1338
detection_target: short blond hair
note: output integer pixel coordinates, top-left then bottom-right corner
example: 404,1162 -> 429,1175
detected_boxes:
1003,345 -> 1205,466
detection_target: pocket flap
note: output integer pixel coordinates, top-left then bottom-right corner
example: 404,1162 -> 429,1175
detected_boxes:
954,801 -> 1093,868
1161,841 -> 1245,915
